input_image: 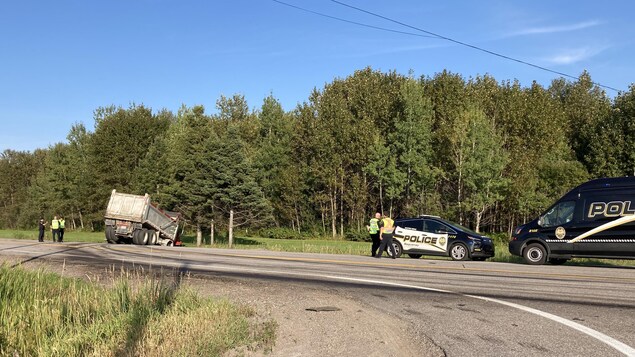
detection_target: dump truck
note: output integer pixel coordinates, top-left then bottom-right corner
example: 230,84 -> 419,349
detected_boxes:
104,190 -> 181,246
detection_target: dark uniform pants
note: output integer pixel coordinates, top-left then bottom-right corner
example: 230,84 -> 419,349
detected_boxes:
38,229 -> 45,242
59,228 -> 64,242
376,233 -> 396,258
370,233 -> 380,256
52,229 -> 59,242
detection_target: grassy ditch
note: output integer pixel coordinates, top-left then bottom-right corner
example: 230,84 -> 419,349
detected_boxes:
1,229 -> 634,267
0,265 -> 276,356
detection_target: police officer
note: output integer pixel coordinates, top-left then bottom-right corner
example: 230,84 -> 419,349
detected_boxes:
368,212 -> 382,257
38,219 -> 47,242
58,216 -> 66,243
51,216 -> 60,243
375,215 -> 397,259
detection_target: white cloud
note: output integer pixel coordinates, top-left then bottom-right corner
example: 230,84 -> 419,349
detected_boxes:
545,46 -> 607,65
507,20 -> 601,37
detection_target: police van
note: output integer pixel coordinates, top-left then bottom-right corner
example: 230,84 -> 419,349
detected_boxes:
392,215 -> 495,261
509,177 -> 635,265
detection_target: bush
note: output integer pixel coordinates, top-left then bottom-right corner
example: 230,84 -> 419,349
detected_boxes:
257,227 -> 303,240
345,230 -> 370,242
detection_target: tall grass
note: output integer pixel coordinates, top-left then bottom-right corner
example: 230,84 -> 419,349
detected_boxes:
0,265 -> 276,356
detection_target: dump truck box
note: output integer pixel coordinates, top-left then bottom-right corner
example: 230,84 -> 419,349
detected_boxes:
104,190 -> 181,246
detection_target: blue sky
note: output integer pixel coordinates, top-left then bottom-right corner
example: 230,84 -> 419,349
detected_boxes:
1,0 -> 634,152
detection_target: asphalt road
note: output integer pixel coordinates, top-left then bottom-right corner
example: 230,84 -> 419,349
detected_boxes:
1,239 -> 635,357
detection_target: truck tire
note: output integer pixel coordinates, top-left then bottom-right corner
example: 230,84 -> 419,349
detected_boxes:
105,226 -> 118,244
132,229 -> 149,245
147,230 -> 158,245
132,230 -> 141,245
523,243 -> 547,265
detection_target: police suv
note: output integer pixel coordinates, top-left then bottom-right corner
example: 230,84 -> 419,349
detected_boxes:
392,215 -> 495,261
510,177 -> 635,265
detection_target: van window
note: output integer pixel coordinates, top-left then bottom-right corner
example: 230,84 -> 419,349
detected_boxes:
540,201 -> 575,227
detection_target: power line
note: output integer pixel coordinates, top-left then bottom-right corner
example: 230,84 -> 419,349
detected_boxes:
272,0 -> 438,39
286,0 -> 620,92
322,0 -> 619,92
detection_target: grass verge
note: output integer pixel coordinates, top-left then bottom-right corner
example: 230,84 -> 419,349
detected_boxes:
1,229 -> 634,267
0,265 -> 276,356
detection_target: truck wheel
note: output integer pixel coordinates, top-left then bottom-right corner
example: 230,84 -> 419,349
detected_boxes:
132,229 -> 148,245
450,243 -> 470,261
105,226 -> 118,244
140,229 -> 149,245
147,230 -> 158,245
523,243 -> 547,265
132,230 -> 141,245
407,254 -> 422,259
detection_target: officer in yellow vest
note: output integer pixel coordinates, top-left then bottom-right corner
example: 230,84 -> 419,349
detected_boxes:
374,215 -> 396,259
368,212 -> 382,257
51,216 -> 60,243
58,216 -> 66,243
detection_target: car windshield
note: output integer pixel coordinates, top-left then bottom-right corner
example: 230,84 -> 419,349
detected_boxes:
437,218 -> 481,236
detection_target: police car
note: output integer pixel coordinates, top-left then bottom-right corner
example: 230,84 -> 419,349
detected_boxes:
391,215 -> 495,261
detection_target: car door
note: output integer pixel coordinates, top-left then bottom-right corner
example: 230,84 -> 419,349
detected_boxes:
420,220 -> 452,254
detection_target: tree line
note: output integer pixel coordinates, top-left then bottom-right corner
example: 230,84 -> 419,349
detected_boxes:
1,68 -> 634,240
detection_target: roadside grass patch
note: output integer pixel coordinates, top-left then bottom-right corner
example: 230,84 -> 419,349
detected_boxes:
0,265 -> 276,356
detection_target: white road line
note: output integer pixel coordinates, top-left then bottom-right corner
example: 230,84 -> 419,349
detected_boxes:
175,262 -> 635,357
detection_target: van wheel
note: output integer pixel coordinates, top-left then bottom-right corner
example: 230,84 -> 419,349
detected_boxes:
391,241 -> 403,258
524,243 -> 547,265
407,254 -> 422,259
450,243 -> 470,261
549,258 -> 568,265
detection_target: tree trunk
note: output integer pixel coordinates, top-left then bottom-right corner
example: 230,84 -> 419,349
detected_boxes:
78,210 -> 84,229
340,173 -> 344,238
196,223 -> 202,247
330,190 -> 337,239
295,202 -> 301,234
210,220 -> 214,245
379,181 -> 384,215
475,211 -> 482,233
321,204 -> 326,236
229,209 -> 234,248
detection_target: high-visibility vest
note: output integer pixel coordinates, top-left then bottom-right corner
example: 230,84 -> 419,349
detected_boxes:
382,217 -> 394,234
51,219 -> 60,229
369,218 -> 380,234
59,219 -> 65,229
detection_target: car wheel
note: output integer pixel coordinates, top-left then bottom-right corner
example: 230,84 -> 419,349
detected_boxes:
523,243 -> 547,265
391,240 -> 403,258
549,258 -> 568,265
407,254 -> 422,259
450,243 -> 470,261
